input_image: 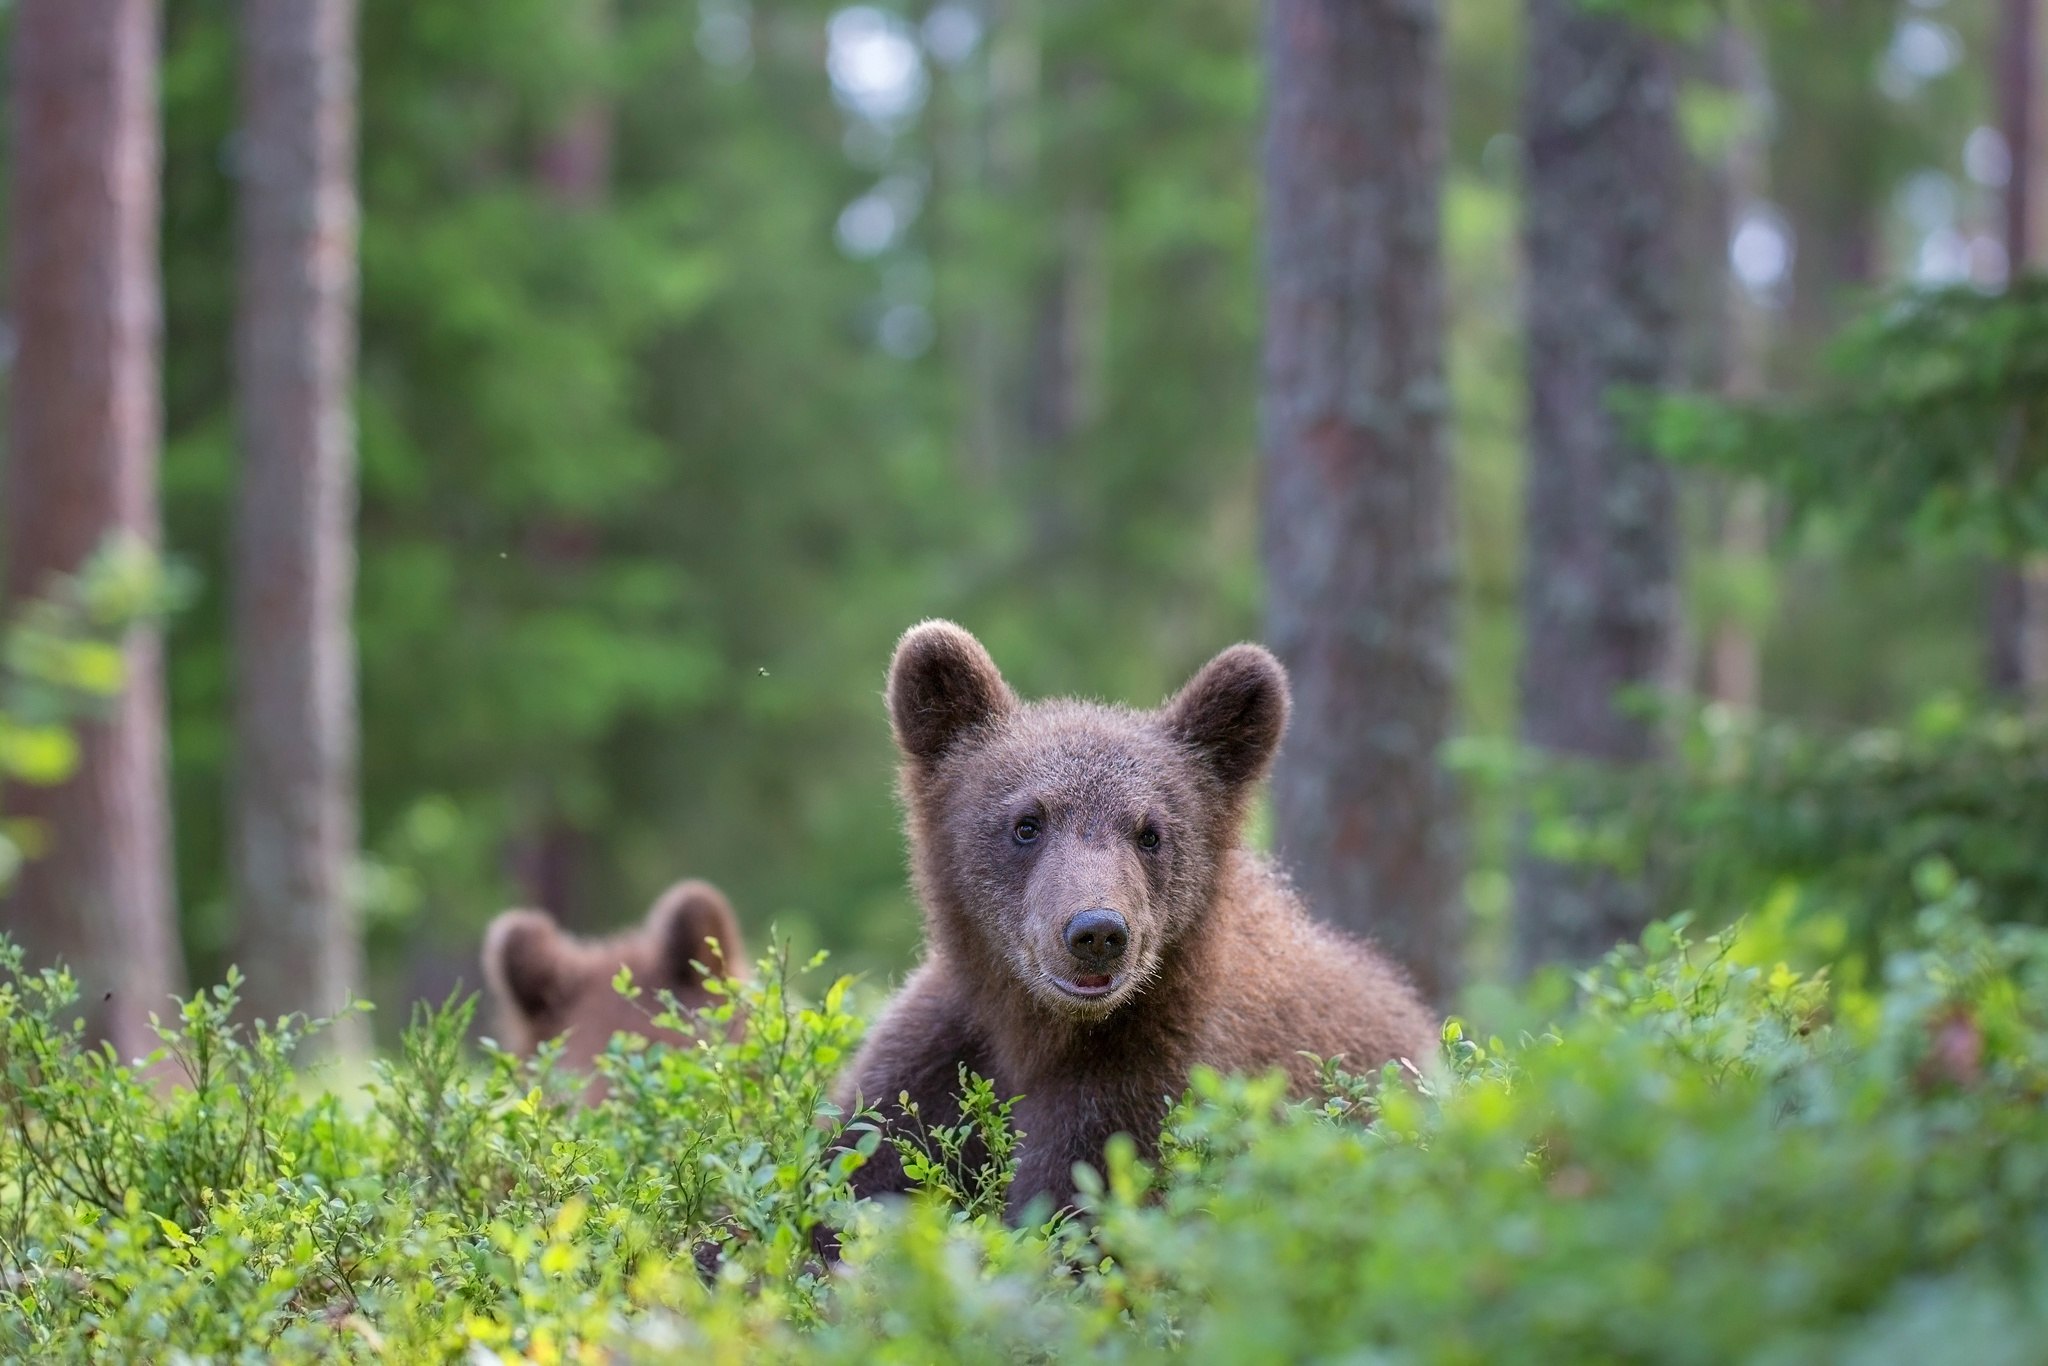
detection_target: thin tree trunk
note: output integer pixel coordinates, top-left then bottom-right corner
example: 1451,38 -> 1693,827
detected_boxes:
1990,0 -> 2048,703
1261,0 -> 1463,1006
1704,24 -> 1772,712
508,0 -> 613,929
534,0 -> 614,209
1767,6 -> 1890,382
1514,0 -> 1681,973
1021,193 -> 1105,557
2,0 -> 183,1058
1705,488 -> 1768,709
232,0 -> 366,1051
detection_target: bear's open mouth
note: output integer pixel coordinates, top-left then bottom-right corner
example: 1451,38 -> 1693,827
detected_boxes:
1052,973 -> 1118,1000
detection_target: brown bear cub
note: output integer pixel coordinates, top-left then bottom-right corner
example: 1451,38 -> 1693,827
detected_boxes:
839,621 -> 1438,1216
482,879 -> 746,1077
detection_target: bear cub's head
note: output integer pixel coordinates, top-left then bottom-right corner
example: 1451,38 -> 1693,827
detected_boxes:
481,879 -> 745,1070
887,620 -> 1289,1020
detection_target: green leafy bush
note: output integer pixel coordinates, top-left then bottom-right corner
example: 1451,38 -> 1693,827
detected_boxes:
3,898 -> 2046,1362
1649,278 -> 2048,561
1468,699 -> 2048,960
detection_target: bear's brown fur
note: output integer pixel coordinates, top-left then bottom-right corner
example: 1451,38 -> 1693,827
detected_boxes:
838,621 -> 1438,1215
481,879 -> 745,1077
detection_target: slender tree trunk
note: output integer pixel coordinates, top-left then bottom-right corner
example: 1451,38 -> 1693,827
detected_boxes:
1990,0 -> 2048,703
1704,24 -> 1772,711
1514,0 -> 1681,972
1705,488 -> 1768,709
1261,0 -> 1463,1006
534,0 -> 614,208
954,0 -> 1038,488
1767,6 -> 1890,382
508,0 -> 613,929
2,0 -> 183,1057
1020,191 -> 1105,557
232,0 -> 366,1050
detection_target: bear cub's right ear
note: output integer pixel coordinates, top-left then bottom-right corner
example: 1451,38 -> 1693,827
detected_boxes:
483,908 -> 570,1022
643,879 -> 746,985
1162,643 -> 1291,790
886,620 -> 1018,766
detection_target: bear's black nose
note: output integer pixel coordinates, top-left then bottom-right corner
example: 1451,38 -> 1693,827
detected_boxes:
1063,909 -> 1128,968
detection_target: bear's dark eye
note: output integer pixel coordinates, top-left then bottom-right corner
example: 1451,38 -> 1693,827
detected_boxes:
1138,826 -> 1160,850
1013,817 -> 1040,845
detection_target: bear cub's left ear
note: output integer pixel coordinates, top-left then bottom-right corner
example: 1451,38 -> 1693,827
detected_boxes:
483,908 -> 571,1022
1162,643 -> 1291,789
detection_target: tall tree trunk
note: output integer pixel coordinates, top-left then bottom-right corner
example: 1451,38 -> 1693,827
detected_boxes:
1020,194 -> 1105,557
1767,5 -> 1891,380
508,0 -> 613,929
1513,0 -> 1681,972
1703,24 -> 1772,711
232,0 -> 366,1051
534,0 -> 614,209
2,0 -> 183,1057
1261,0 -> 1463,1006
1990,0 -> 2048,703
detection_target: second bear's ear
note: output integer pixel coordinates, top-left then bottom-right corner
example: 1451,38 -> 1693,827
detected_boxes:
1162,644 -> 1291,789
886,620 -> 1018,765
645,879 -> 745,983
482,909 -> 570,1022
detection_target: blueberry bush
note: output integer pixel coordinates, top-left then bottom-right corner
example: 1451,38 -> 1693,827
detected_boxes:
3,885 -> 2045,1362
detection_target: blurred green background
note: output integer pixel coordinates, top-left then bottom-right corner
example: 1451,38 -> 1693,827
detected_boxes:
1,0 -> 2012,1025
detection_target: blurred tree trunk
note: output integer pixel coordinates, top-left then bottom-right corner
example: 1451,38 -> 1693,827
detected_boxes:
510,0 -> 612,929
1766,5 -> 1891,377
534,0 -> 613,208
1991,0 -> 2048,702
2,0 -> 183,1057
1020,190 -> 1106,556
232,0 -> 366,1052
1702,24 -> 1772,712
1261,0 -> 1463,1006
1513,0 -> 1681,972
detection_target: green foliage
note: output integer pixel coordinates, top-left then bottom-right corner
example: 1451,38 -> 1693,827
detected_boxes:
0,536 -> 184,885
881,1064 -> 1021,1221
1474,693 -> 2048,957
1650,279 -> 2048,562
3,905 -> 2047,1360
0,936 -> 873,1359
1574,0 -> 1726,43
136,0 -> 1305,991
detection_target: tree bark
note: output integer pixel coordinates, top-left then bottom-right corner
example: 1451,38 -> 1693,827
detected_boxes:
1990,0 -> 2048,704
505,0 -> 613,930
1261,0 -> 1463,1006
1514,0 -> 1681,972
232,0 -> 366,1051
2,0 -> 183,1058
1703,24 -> 1771,712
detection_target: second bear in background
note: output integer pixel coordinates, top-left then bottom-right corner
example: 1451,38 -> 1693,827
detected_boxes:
481,879 -> 746,1079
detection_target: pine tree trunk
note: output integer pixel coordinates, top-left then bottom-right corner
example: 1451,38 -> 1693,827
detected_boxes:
232,0 -> 366,1051
1261,0 -> 1463,1006
1703,24 -> 1771,712
1513,0 -> 1681,972
507,0 -> 612,930
1990,0 -> 2048,704
2,0 -> 183,1058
